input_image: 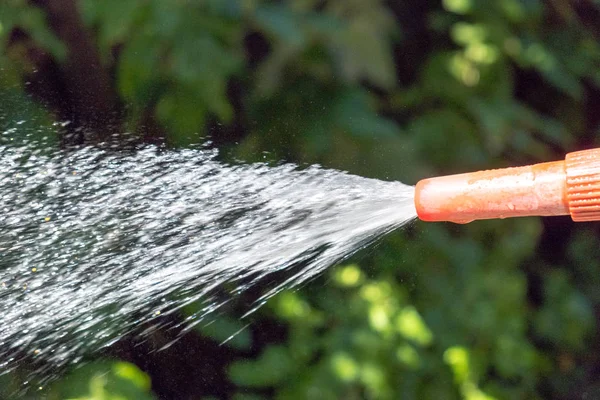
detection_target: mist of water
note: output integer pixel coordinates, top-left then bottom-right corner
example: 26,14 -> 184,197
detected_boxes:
0,132 -> 416,378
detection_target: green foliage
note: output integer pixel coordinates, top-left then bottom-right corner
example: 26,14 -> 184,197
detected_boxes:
226,266 -> 458,400
47,361 -> 155,400
534,270 -> 594,351
191,314 -> 252,351
0,88 -> 59,148
1,0 -> 600,399
0,0 -> 66,62
97,0 -> 243,146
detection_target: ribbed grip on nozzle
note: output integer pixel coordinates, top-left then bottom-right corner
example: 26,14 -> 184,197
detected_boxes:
566,148 -> 600,221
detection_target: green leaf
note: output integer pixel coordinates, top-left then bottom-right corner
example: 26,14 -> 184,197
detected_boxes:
196,316 -> 252,351
333,88 -> 400,138
118,34 -> 165,105
170,35 -> 239,121
206,0 -> 244,19
148,0 -> 184,37
228,346 -> 294,388
255,4 -> 306,47
331,19 -> 397,89
407,108 -> 485,170
49,361 -> 155,400
155,91 -> 207,146
13,5 -> 67,61
89,0 -> 143,57
395,306 -> 434,347
534,270 -> 595,351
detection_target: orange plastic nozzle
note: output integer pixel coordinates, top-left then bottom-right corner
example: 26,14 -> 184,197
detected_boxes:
415,148 -> 600,223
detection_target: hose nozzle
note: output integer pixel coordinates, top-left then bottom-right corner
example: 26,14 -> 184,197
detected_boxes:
415,148 -> 600,223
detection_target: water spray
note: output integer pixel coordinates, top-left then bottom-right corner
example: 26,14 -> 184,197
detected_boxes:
4,133 -> 599,385
0,141 -> 415,379
415,148 -> 600,223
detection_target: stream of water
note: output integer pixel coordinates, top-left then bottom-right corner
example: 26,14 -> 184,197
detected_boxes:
0,131 -> 416,379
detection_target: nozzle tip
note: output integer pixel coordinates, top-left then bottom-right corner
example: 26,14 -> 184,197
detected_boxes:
566,148 -> 600,221
414,177 -> 474,223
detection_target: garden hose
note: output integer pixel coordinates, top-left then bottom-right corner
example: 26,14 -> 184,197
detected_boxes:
415,148 -> 600,223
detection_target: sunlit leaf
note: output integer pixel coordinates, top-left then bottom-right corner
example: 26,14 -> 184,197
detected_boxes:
48,361 -> 155,400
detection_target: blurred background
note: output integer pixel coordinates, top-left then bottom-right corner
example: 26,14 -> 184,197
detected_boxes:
2,0 -> 600,399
